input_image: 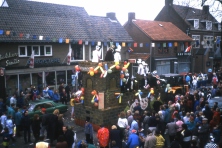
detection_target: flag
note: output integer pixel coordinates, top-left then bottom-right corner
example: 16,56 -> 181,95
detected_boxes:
185,46 -> 192,52
29,51 -> 34,68
67,48 -> 72,65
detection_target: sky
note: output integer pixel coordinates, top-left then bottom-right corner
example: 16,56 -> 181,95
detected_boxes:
1,0 -> 221,24
27,0 -> 166,25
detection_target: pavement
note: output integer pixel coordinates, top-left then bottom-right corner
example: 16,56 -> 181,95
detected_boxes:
0,105 -> 98,148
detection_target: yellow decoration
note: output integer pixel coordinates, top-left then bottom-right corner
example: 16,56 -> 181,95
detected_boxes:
122,42 -> 126,47
65,39 -> 70,43
115,62 -> 119,65
124,62 -> 130,69
89,71 -> 94,76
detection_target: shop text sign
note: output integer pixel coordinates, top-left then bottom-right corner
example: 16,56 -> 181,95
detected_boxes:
177,52 -> 191,56
0,52 -> 18,60
26,58 -> 61,65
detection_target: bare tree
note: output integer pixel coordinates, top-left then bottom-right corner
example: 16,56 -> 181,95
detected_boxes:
174,0 -> 222,22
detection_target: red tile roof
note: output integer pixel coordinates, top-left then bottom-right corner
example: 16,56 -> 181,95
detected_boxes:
133,20 -> 193,41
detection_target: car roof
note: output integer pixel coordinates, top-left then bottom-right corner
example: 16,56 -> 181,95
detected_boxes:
160,73 -> 182,77
208,96 -> 222,108
30,99 -> 54,104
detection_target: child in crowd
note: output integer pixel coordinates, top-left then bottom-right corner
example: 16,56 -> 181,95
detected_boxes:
2,127 -> 11,148
70,94 -> 76,120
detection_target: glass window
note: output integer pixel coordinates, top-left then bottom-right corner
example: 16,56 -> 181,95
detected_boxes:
6,75 -> 18,96
179,42 -> 184,52
192,35 -> 200,48
33,46 -> 40,56
18,46 -> 26,57
43,102 -> 54,108
194,19 -> 199,29
18,45 -> 53,57
89,44 -> 103,61
27,46 -> 32,56
45,46 -> 52,56
206,21 -> 212,30
45,71 -> 56,87
56,71 -> 66,85
19,74 -> 30,93
40,46 -> 44,56
203,36 -> 214,48
71,44 -> 84,60
31,73 -> 42,93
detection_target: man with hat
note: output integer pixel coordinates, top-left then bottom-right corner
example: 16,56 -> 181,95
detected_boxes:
126,129 -> 140,148
198,118 -> 210,148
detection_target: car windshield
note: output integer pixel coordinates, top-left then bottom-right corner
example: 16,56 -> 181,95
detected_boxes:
28,104 -> 35,112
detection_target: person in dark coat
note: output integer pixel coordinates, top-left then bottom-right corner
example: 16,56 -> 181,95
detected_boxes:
109,125 -> 121,148
56,114 -> 64,140
47,109 -> 59,145
198,118 -> 210,148
21,110 -> 31,144
32,114 -> 41,144
56,135 -> 68,148
65,84 -> 71,102
104,45 -> 115,61
203,105 -> 213,123
62,125 -> 74,148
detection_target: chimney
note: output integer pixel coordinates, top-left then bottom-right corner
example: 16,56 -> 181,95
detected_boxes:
106,12 -> 116,20
203,5 -> 209,14
128,12 -> 135,23
165,0 -> 173,6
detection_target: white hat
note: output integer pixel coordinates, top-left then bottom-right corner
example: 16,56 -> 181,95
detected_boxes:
131,75 -> 136,79
96,45 -> 101,50
137,59 -> 142,64
115,45 -> 121,52
152,70 -> 157,75
125,73 -> 129,77
142,61 -> 148,66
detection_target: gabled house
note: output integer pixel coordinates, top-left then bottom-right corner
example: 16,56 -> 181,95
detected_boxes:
155,0 -> 221,73
0,0 -> 133,96
124,12 -> 193,76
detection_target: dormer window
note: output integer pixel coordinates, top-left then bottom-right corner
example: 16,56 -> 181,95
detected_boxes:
201,20 -> 212,30
194,19 -> 199,29
1,0 -> 9,7
187,19 -> 199,29
206,21 -> 212,30
214,22 -> 221,31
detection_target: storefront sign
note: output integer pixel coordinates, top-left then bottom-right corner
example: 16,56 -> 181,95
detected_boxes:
177,52 -> 191,56
0,52 -> 18,61
6,59 -> 20,66
26,58 -> 61,65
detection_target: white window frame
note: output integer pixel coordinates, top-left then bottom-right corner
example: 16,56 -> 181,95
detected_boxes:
18,46 -> 27,57
206,21 -> 212,30
44,45 -> 52,56
70,44 -> 85,61
18,45 -> 53,57
194,19 -> 199,29
32,45 -> 40,56
218,23 -> 221,31
89,44 -> 104,61
192,35 -> 200,48
179,42 -> 184,52
203,35 -> 214,48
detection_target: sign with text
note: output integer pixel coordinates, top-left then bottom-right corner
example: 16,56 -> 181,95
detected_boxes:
177,52 -> 191,56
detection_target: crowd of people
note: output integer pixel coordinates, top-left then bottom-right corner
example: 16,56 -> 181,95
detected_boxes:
0,70 -> 222,148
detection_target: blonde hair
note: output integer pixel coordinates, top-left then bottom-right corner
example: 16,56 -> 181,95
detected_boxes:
53,109 -> 60,115
111,125 -> 117,129
58,114 -> 63,120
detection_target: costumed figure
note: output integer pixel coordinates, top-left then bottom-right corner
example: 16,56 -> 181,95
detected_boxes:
104,45 -> 115,61
125,75 -> 137,92
114,45 -> 121,64
137,59 -> 149,89
92,45 -> 101,62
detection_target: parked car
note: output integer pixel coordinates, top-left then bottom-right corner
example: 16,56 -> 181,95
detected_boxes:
208,96 -> 222,111
27,99 -> 68,119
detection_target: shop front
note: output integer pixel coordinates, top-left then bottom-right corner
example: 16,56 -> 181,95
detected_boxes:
4,65 -> 76,96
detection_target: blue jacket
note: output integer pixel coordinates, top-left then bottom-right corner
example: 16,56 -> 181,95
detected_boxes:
53,93 -> 60,101
127,133 -> 140,148
164,108 -> 170,123
48,89 -> 54,99
185,121 -> 196,131
186,75 -> 191,82
14,111 -> 22,125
